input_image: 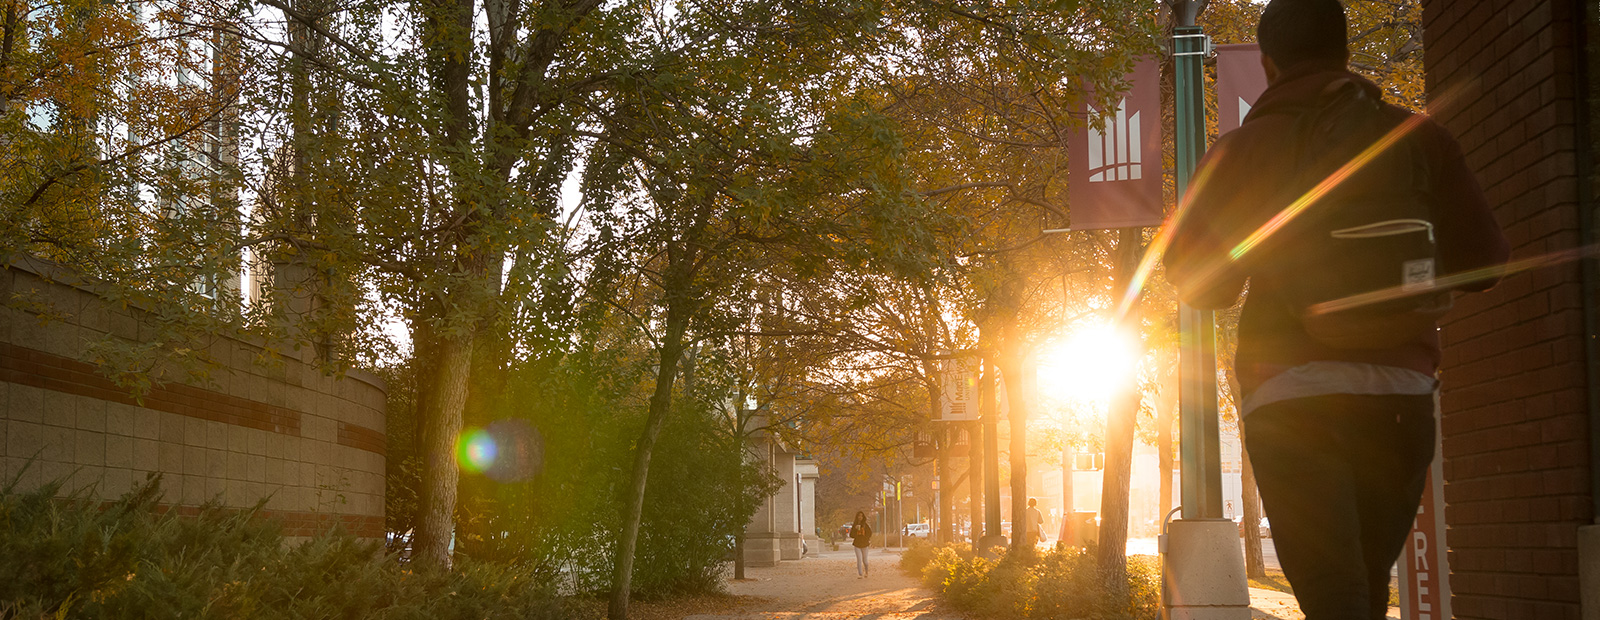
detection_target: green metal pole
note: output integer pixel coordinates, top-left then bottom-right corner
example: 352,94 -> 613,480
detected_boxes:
983,359 -> 1002,540
1172,22 -> 1223,521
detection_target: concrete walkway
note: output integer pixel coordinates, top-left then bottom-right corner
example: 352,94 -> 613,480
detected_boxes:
677,547 -> 1398,620
684,548 -> 963,620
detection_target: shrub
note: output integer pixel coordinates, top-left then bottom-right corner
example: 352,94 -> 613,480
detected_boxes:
922,546 -> 994,612
916,542 -> 1161,620
1031,547 -> 1160,620
897,539 -> 941,576
442,349 -> 778,600
0,474 -> 568,619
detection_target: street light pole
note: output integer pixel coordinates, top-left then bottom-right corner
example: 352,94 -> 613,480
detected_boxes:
1164,2 -> 1250,617
1172,14 -> 1223,524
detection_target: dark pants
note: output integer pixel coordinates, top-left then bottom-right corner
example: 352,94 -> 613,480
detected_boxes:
1244,393 -> 1435,620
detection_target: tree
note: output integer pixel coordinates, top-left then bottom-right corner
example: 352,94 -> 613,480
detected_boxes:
862,0 -> 1159,558
1095,226 -> 1147,584
569,7 -> 948,614
229,0 -> 666,571
1,0 -> 257,391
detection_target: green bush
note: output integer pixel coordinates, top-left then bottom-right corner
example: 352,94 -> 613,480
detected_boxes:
921,545 -> 992,611
0,474 -> 567,619
438,346 -> 778,600
897,539 -> 945,577
1030,548 -> 1161,620
916,542 -> 1161,620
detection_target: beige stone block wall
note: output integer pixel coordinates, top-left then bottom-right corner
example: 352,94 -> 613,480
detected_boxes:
0,258 -> 387,538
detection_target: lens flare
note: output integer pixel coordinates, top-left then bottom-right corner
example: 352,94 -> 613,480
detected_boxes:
1307,244 -> 1600,316
457,429 -> 497,473
1228,114 -> 1430,262
1136,84 -> 1469,318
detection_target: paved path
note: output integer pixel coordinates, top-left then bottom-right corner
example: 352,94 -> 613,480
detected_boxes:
683,548 -> 964,620
675,546 -> 1398,620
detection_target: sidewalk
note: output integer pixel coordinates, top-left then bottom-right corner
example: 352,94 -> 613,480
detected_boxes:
1248,586 -> 1402,620
676,547 -> 1402,620
684,548 -> 961,620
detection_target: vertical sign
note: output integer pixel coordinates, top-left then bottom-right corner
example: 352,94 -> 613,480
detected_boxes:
941,358 -> 979,421
1216,44 -> 1269,135
1400,398 -> 1451,620
1069,57 -> 1163,229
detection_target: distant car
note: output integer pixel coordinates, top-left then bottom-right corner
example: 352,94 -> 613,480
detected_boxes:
903,523 -> 931,539
1236,516 -> 1271,539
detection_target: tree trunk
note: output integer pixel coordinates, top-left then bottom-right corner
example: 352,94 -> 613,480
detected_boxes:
1000,351 -> 1030,555
1096,226 -> 1144,585
413,328 -> 474,570
733,405 -> 747,580
1158,372 -> 1176,525
410,0 -> 478,573
608,311 -> 690,620
1242,444 -> 1267,579
1223,350 -> 1266,579
979,354 -> 1002,549
1097,386 -> 1139,583
923,369 -> 954,545
733,533 -> 746,579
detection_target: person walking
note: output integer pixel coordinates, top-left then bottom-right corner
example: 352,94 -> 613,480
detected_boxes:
1163,1 -> 1508,618
1023,498 -> 1046,548
849,511 -> 873,578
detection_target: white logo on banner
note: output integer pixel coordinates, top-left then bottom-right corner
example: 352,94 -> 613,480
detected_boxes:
940,358 -> 978,421
1087,98 -> 1142,182
1239,97 -> 1252,126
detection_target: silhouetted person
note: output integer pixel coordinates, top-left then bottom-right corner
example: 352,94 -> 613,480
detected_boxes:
1164,0 -> 1507,617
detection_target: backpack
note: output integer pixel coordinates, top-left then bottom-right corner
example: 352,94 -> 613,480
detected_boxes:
1252,80 -> 1453,349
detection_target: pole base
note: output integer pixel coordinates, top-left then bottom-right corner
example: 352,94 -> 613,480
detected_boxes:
1163,519 -> 1250,620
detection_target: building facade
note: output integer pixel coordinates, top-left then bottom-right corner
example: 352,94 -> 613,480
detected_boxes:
740,417 -> 818,566
0,257 -> 387,538
1421,1 -> 1599,617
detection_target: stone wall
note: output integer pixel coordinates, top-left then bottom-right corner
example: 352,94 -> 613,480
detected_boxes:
0,257 -> 387,538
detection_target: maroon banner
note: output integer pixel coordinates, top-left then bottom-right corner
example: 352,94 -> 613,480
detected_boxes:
1069,57 -> 1163,230
1217,44 -> 1269,135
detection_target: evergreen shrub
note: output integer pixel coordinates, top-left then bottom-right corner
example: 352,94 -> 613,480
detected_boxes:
0,474 -> 568,619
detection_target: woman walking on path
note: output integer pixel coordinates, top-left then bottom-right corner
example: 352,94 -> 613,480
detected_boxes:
850,511 -> 873,578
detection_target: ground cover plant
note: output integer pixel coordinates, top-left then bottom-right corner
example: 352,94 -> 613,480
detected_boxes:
0,474 -> 568,619
906,542 -> 1160,620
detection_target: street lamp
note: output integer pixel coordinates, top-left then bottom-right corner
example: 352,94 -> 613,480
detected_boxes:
1163,2 -> 1249,618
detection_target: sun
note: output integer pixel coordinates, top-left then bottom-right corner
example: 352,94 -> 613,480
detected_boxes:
1037,323 -> 1140,405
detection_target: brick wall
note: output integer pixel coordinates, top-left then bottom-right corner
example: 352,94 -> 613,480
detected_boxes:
1422,1 -> 1594,617
0,258 -> 387,539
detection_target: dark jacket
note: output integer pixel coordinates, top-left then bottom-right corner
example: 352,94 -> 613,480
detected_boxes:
850,523 -> 872,548
1164,67 -> 1509,394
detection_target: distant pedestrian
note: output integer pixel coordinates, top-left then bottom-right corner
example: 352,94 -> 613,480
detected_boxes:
849,511 -> 873,578
1164,0 -> 1508,617
1023,498 -> 1046,548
